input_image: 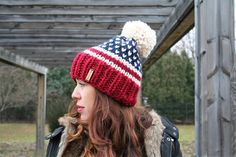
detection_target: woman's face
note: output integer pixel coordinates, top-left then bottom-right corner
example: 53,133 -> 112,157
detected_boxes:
71,79 -> 96,121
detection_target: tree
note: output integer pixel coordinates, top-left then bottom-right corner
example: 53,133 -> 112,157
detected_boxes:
142,50 -> 194,123
46,67 -> 74,131
0,65 -> 37,114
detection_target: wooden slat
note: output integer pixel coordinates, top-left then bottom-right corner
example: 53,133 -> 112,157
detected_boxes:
5,46 -> 85,53
0,38 -> 106,43
0,22 -> 162,29
0,29 -> 121,35
0,0 -> 179,7
9,49 -> 78,55
0,22 -> 107,29
35,60 -> 73,63
13,51 -> 78,57
0,49 -> 73,67
20,57 -> 76,61
0,6 -> 173,16
0,42 -> 99,47
4,45 -> 86,50
0,15 -> 167,23
33,60 -> 73,66
0,38 -> 112,48
143,0 -> 194,70
0,47 -> 48,74
0,33 -> 113,39
10,52 -> 79,56
27,57 -> 75,61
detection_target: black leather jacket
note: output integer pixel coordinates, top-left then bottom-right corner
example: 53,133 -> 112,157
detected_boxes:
46,116 -> 182,157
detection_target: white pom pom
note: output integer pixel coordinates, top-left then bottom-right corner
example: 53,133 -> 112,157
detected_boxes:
121,21 -> 156,58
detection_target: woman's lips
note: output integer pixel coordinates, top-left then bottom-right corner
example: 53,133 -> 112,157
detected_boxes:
77,106 -> 85,113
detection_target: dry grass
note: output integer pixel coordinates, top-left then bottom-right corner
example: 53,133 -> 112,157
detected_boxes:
177,124 -> 196,157
0,123 -> 37,143
0,123 -> 195,157
0,123 -> 49,157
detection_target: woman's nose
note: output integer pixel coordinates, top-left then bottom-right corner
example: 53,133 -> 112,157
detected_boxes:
71,86 -> 81,100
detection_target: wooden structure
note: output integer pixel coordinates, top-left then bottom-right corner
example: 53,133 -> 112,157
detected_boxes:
0,0 -> 193,68
0,1 -> 193,156
195,0 -> 235,156
0,48 -> 47,157
0,0 -> 235,156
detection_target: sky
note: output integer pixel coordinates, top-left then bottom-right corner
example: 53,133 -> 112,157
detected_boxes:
172,2 -> 236,56
171,28 -> 195,58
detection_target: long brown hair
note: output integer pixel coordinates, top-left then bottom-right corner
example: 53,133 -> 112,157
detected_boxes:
68,90 -> 152,157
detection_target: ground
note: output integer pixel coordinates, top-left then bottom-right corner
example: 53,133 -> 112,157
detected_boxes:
0,123 -> 195,157
0,142 -> 35,157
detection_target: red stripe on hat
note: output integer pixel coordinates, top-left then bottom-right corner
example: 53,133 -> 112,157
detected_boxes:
89,47 -> 141,81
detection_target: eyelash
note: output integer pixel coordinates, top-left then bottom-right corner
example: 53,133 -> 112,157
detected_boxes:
74,80 -> 86,87
78,82 -> 85,87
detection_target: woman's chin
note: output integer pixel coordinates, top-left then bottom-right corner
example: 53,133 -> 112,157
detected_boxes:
80,115 -> 88,122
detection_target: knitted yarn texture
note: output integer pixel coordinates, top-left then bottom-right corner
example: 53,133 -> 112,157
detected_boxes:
70,21 -> 156,106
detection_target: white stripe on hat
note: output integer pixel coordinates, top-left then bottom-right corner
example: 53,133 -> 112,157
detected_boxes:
94,46 -> 142,77
84,49 -> 141,86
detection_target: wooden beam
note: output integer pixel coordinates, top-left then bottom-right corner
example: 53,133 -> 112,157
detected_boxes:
3,46 -> 86,51
0,6 -> 173,16
36,60 -> 72,64
0,33 -> 113,39
0,0 -> 179,7
0,22 -> 115,29
0,22 -> 162,30
36,74 -> 46,157
0,42 -> 97,47
34,60 -> 72,66
0,59 -> 73,67
0,15 -> 167,23
13,51 -> 76,56
5,46 -> 84,54
143,0 -> 194,70
231,67 -> 236,157
0,47 -> 48,74
25,56 -> 75,61
195,0 -> 234,156
0,38 -> 105,44
0,29 -> 121,35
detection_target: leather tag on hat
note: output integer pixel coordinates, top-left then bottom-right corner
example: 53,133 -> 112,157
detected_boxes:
85,69 -> 94,82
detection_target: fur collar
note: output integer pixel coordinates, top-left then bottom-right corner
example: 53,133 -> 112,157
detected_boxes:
57,110 -> 165,157
144,110 -> 165,157
57,116 -> 78,157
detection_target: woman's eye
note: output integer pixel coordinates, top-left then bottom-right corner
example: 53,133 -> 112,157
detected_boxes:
75,80 -> 86,87
78,82 -> 85,87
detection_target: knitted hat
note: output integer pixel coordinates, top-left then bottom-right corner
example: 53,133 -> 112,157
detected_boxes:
70,21 -> 156,106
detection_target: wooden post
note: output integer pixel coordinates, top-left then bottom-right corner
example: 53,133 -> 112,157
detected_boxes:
231,65 -> 236,156
36,74 -> 47,157
195,0 -> 235,156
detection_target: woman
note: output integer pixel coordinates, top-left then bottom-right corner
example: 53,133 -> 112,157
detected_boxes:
50,21 -> 181,157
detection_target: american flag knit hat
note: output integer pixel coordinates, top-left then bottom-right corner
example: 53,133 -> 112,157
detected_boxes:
70,21 -> 156,106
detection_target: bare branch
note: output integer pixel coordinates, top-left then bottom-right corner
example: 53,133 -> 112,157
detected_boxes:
0,65 -> 37,113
